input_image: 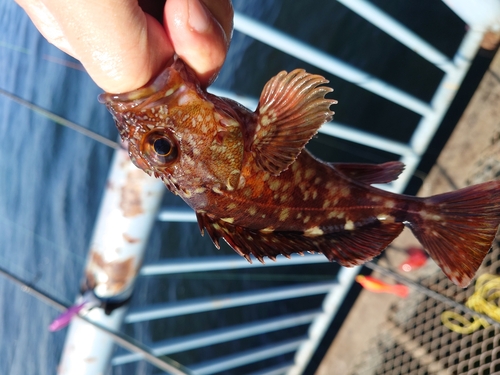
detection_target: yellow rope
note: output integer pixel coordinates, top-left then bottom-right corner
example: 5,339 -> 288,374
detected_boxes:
441,274 -> 500,334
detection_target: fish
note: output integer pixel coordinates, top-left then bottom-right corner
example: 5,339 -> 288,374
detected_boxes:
355,275 -> 409,298
399,246 -> 428,272
98,56 -> 500,288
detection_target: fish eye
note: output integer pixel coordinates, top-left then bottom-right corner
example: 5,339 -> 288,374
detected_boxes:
153,138 -> 172,156
141,130 -> 178,165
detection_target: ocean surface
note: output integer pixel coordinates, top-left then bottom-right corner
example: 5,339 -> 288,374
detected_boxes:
0,1 -> 467,374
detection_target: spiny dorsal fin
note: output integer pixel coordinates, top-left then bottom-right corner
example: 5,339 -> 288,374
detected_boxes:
251,69 -> 336,175
333,161 -> 405,185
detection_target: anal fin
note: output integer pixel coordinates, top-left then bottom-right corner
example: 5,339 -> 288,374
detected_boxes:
196,212 -> 404,266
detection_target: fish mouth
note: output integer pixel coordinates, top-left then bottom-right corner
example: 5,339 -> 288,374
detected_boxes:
97,56 -> 175,111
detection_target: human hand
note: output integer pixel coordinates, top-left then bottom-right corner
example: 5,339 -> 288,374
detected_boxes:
16,0 -> 233,93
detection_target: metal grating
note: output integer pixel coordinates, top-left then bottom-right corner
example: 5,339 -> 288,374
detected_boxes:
353,236 -> 500,375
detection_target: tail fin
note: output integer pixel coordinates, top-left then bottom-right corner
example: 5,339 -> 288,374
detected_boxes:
407,181 -> 500,288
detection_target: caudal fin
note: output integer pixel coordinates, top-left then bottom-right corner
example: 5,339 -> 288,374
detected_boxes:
408,181 -> 500,288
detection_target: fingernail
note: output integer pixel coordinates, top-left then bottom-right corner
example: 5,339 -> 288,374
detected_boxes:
187,0 -> 211,33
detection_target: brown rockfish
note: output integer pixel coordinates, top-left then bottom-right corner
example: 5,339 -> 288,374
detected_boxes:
99,57 -> 500,288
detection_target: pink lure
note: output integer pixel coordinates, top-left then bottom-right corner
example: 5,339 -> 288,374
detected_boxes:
49,302 -> 86,332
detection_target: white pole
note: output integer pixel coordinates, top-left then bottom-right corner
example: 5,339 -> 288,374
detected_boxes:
58,147 -> 165,375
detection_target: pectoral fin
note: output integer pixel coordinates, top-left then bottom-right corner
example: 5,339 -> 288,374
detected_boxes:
251,69 -> 336,175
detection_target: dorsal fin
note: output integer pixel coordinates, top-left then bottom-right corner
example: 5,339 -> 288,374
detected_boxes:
251,69 -> 336,175
332,161 -> 405,185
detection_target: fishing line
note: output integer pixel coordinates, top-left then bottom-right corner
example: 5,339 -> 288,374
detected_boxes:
434,163 -> 460,190
0,88 -> 120,150
489,68 -> 500,84
364,260 -> 500,329
0,215 -> 87,265
0,264 -> 193,375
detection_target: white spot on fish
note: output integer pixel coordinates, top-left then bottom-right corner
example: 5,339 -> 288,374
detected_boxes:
221,217 -> 234,224
261,115 -> 270,126
212,186 -> 223,195
259,104 -> 269,114
279,208 -> 290,221
344,220 -> 355,230
420,210 -> 442,221
340,187 -> 350,197
304,226 -> 324,237
269,180 -> 281,191
384,200 -> 395,209
377,214 -> 395,223
303,191 -> 310,201
260,227 -> 274,233
305,169 -> 315,179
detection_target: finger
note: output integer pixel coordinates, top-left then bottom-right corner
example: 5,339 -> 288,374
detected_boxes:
20,0 -> 175,93
164,0 -> 233,87
15,0 -> 76,57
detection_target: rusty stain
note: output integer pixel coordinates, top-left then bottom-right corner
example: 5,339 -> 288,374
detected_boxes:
122,233 -> 140,243
120,169 -> 144,217
87,251 -> 137,294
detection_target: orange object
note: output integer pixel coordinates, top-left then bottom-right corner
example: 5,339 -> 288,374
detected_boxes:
399,247 -> 428,272
356,275 -> 409,298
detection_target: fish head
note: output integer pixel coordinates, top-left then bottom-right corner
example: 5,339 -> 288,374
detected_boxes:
99,58 -> 244,199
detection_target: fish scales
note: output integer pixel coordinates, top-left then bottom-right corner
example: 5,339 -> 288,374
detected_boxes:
100,57 -> 500,288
